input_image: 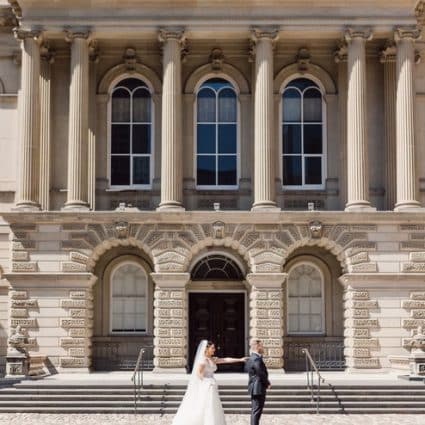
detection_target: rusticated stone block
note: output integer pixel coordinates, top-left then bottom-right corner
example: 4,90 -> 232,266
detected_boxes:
154,357 -> 186,368
268,292 -> 283,300
70,251 -> 89,264
60,299 -> 89,309
70,309 -> 86,318
347,300 -> 378,309
12,262 -> 38,272
351,263 -> 377,273
11,251 -> 29,261
402,319 -> 425,329
411,293 -> 425,300
60,338 -> 86,347
348,319 -> 379,328
154,347 -> 170,357
60,357 -> 89,368
11,308 -> 28,318
260,338 -> 282,347
156,309 -> 171,318
154,291 -> 170,300
69,328 -> 92,338
345,309 -> 370,319
267,348 -> 283,357
11,318 -> 37,327
11,299 -> 37,308
12,240 -> 36,251
170,291 -> 183,299
349,252 -> 369,265
353,338 -> 379,348
412,310 -> 425,319
250,291 -> 267,300
155,337 -> 185,347
170,329 -> 184,337
62,262 -> 86,272
170,309 -> 183,318
352,348 -> 371,358
251,300 -> 281,309
264,358 -> 283,369
155,328 -> 170,337
68,348 -> 87,357
252,309 -> 268,318
351,329 -> 370,338
170,347 -> 184,357
60,318 -> 86,328
154,299 -> 184,308
154,318 -> 185,328
268,310 -> 282,319
70,291 -> 93,300
10,290 -> 28,300
402,300 -> 425,309
346,291 -> 369,301
402,263 -> 425,272
250,319 -> 281,328
409,252 -> 425,262
352,358 -> 380,369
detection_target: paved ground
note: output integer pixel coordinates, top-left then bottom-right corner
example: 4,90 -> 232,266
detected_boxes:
0,414 -> 424,425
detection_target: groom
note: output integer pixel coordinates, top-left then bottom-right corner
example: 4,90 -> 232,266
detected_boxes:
246,339 -> 270,425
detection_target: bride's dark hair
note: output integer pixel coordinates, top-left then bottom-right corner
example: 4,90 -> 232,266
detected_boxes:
206,340 -> 215,348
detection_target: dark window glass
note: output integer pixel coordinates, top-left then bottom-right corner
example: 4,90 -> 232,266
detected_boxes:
118,78 -> 147,91
133,157 -> 150,185
197,124 -> 216,154
111,125 -> 130,154
218,88 -> 237,122
283,125 -> 302,154
289,78 -> 319,91
304,88 -> 322,122
283,156 -> 302,186
197,88 -> 216,122
133,124 -> 151,154
283,88 -> 301,122
112,89 -> 130,122
197,156 -> 216,185
304,125 -> 322,154
218,155 -> 237,185
218,124 -> 237,154
111,156 -> 130,185
305,157 -> 322,185
191,255 -> 243,280
133,88 -> 151,122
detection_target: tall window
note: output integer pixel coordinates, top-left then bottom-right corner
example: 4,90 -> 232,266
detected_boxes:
287,263 -> 324,334
110,78 -> 152,188
282,78 -> 324,189
196,78 -> 238,188
111,263 -> 147,333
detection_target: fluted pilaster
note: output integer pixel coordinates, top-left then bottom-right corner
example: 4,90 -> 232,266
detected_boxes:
157,29 -> 185,211
394,27 -> 423,211
39,42 -> 54,211
251,28 -> 279,211
63,30 -> 90,210
344,28 -> 375,211
88,41 -> 99,211
380,43 -> 397,210
14,29 -> 42,210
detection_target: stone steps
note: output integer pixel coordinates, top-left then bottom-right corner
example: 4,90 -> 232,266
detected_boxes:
0,383 -> 424,414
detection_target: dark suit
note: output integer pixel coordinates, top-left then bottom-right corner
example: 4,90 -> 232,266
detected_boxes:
246,353 -> 270,425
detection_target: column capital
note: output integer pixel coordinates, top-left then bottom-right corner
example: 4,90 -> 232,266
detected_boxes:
334,40 -> 348,63
251,27 -> 279,42
380,41 -> 397,64
158,27 -> 186,44
40,41 -> 55,64
345,27 -> 373,43
394,26 -> 421,43
13,28 -> 42,43
64,28 -> 91,43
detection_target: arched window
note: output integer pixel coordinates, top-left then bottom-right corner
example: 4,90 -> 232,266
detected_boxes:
110,77 -> 153,188
282,78 -> 325,189
287,263 -> 324,334
111,262 -> 148,333
191,254 -> 243,280
196,78 -> 238,188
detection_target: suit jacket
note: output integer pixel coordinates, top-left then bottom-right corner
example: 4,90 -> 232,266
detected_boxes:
246,353 -> 270,397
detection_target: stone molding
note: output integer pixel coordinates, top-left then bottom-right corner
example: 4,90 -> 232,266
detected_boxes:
344,27 -> 373,42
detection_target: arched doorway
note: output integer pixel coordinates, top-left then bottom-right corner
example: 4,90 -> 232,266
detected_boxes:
188,253 -> 247,372
283,249 -> 345,371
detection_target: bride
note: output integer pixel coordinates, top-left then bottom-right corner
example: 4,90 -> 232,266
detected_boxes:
172,340 -> 248,425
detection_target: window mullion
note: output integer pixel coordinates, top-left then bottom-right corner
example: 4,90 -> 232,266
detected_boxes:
216,91 -> 219,186
130,90 -> 133,186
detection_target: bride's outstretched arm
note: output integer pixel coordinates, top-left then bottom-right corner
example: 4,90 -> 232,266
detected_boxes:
215,357 -> 249,365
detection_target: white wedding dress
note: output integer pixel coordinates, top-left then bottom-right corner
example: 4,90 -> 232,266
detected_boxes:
172,341 -> 226,425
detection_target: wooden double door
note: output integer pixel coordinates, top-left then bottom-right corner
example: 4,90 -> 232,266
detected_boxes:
189,292 -> 246,372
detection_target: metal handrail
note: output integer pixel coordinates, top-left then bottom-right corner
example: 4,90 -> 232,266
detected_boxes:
131,348 -> 146,415
301,348 -> 326,414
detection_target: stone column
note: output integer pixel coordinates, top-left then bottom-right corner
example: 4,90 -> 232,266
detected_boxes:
151,273 -> 190,372
39,42 -> 54,211
14,29 -> 42,211
88,41 -> 99,211
334,42 -> 348,209
157,29 -> 185,211
344,29 -> 375,211
380,43 -> 397,210
63,30 -> 90,211
246,273 -> 286,370
394,28 -> 423,211
251,28 -> 279,211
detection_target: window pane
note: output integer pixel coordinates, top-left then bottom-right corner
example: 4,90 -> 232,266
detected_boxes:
218,88 -> 236,122
112,88 -> 130,122
218,155 -> 237,186
135,313 -> 146,331
133,88 -> 151,122
111,124 -> 130,154
111,156 -> 130,186
133,157 -> 150,185
304,124 -> 322,154
197,155 -> 216,185
283,125 -> 301,154
300,315 -> 310,332
197,124 -> 216,154
197,88 -> 216,122
305,157 -> 322,185
119,78 -> 147,91
311,315 -> 323,332
289,78 -> 319,91
283,156 -> 302,185
288,314 -> 298,332
133,124 -> 151,154
112,314 -> 122,331
310,299 -> 322,314
283,88 -> 301,122
218,124 -> 236,154
304,88 -> 322,122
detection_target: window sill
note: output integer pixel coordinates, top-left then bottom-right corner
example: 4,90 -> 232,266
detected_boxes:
106,187 -> 152,192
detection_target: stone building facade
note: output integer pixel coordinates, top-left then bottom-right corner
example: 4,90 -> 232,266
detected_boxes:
0,0 -> 425,374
